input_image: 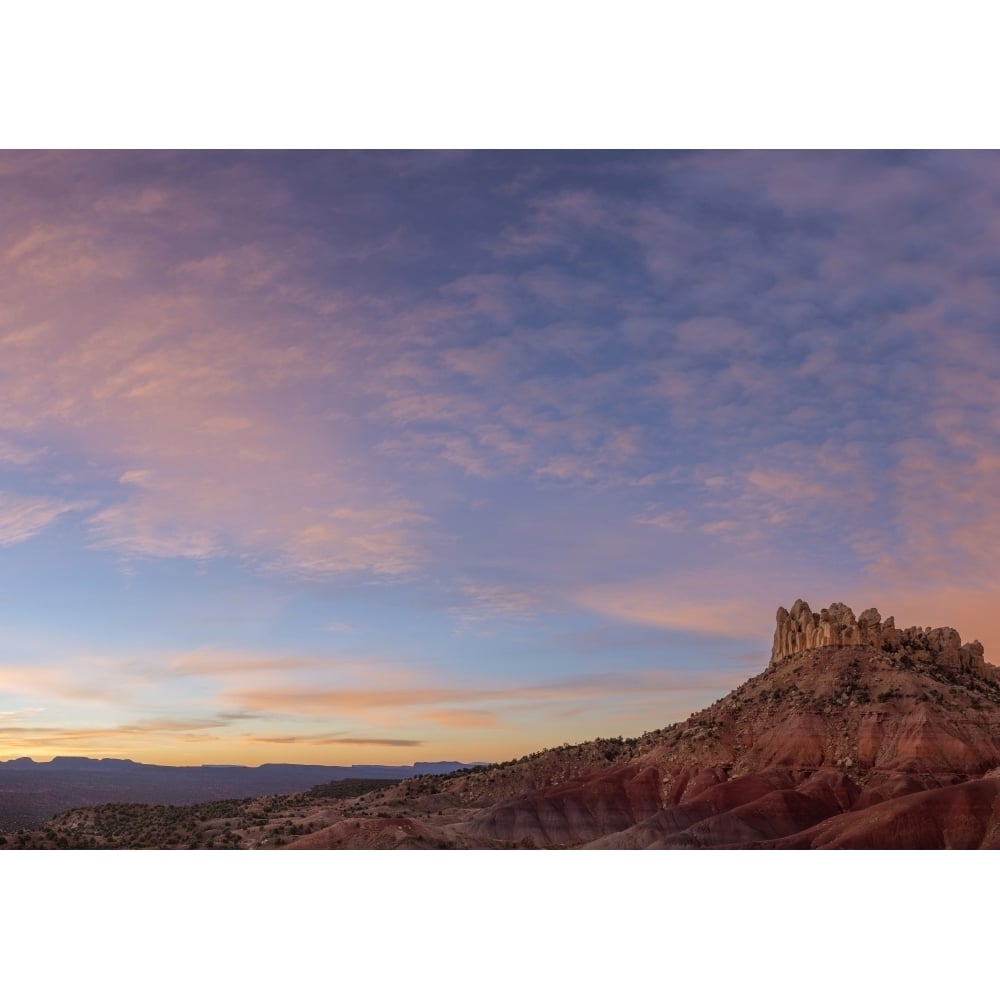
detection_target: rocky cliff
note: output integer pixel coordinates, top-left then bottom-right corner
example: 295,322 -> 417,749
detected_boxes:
770,598 -> 990,676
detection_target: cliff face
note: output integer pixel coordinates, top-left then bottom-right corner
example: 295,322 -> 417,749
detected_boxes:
770,598 -> 989,676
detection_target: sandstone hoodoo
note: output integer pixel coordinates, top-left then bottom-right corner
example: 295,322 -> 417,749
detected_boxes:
771,599 -> 989,676
11,599 -> 1000,849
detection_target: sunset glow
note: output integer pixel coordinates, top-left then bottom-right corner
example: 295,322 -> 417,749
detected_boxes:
3,150 -> 1000,765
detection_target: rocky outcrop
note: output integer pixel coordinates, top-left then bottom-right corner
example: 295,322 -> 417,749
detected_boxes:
771,600 -> 865,661
770,598 -> 992,677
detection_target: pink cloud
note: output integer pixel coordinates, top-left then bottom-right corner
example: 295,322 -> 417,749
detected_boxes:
633,506 -> 685,532
0,492 -> 88,547
449,582 -> 541,623
572,579 -> 774,639
674,317 -> 759,355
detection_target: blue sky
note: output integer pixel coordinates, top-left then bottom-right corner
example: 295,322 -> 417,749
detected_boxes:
2,150 -> 1000,764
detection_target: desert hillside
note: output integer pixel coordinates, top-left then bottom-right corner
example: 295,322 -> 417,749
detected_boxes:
10,599 -> 1000,850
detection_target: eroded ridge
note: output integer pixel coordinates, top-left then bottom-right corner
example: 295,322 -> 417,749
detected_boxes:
770,598 -> 991,676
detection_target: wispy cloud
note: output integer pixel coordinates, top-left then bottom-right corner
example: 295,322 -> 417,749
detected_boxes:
247,733 -> 423,747
416,708 -> 501,730
573,581 -> 773,640
0,662 -> 143,705
0,440 -> 43,465
223,668 -> 752,726
448,582 -> 541,623
0,493 -> 85,547
633,506 -> 685,532
167,650 -> 383,680
0,718 -> 229,753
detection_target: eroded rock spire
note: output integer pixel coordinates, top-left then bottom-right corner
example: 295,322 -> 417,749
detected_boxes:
770,598 -> 989,675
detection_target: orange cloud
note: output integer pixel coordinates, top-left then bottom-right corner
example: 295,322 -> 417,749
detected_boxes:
0,719 -> 227,753
227,686 -> 462,717
416,709 -> 501,729
573,579 -> 774,639
223,669 -> 753,728
0,663 -> 142,705
165,650 -> 394,688
246,734 -> 423,747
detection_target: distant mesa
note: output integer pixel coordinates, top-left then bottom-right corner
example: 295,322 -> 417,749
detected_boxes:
2,758 -> 38,770
771,598 -> 990,677
47,756 -> 142,770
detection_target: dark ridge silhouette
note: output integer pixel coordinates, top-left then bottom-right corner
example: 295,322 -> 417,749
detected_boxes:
0,758 -> 468,832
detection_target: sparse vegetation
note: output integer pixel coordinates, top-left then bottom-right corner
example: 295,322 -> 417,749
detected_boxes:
0,779 -> 409,850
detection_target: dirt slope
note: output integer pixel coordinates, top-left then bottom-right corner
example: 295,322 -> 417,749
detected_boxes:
309,600 -> 1000,849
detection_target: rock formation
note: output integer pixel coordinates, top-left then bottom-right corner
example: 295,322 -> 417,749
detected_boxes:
770,598 -> 991,677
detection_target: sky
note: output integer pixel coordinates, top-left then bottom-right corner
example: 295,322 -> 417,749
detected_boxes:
2,150 -> 1000,766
